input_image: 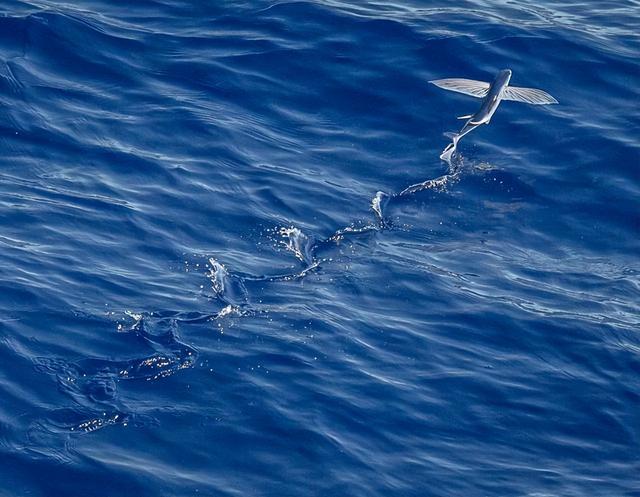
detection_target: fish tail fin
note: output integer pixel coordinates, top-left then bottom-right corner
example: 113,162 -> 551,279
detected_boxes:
440,139 -> 457,161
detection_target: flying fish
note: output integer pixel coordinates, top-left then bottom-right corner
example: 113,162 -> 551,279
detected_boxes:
430,69 -> 558,160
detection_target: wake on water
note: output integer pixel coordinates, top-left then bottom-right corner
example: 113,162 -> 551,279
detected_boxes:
205,153 -> 463,306
31,150 -> 464,437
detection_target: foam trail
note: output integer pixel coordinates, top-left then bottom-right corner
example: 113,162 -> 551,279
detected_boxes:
200,155 -> 466,299
398,173 -> 452,196
237,261 -> 321,283
32,314 -> 197,438
398,156 -> 461,197
210,227 -> 321,285
328,223 -> 380,243
32,145 -> 473,437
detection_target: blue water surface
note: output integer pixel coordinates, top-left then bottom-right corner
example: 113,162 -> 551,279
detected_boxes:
1,0 -> 639,495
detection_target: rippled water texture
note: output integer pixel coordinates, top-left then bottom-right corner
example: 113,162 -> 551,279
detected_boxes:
1,1 -> 639,495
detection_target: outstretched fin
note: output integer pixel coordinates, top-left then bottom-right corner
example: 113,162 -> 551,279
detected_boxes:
457,114 -> 473,120
469,114 -> 491,125
502,86 -> 558,104
429,78 -> 490,98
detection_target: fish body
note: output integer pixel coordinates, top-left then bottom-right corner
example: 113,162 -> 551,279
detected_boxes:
466,69 -> 512,125
430,69 -> 557,160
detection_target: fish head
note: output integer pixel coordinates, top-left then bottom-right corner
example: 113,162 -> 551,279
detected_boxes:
495,69 -> 512,87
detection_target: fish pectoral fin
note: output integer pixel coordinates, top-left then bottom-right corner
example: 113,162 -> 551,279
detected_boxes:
469,117 -> 488,125
457,114 -> 473,120
429,78 -> 490,98
502,86 -> 558,105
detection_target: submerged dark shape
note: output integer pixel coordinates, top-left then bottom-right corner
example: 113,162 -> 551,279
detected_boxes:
430,69 -> 558,160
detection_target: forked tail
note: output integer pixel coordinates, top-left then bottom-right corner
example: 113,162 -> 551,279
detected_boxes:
440,134 -> 459,161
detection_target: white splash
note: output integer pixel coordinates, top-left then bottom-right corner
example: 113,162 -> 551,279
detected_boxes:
217,304 -> 237,318
207,257 -> 229,296
278,226 -> 312,264
371,191 -> 388,224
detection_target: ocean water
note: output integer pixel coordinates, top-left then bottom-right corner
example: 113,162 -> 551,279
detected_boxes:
1,0 -> 639,495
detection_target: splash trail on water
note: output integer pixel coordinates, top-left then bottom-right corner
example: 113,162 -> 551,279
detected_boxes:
205,156 -> 463,304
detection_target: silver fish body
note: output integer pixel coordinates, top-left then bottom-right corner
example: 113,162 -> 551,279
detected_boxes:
430,69 -> 557,160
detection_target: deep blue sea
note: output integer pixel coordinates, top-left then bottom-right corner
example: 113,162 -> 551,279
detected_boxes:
1,0 -> 639,495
